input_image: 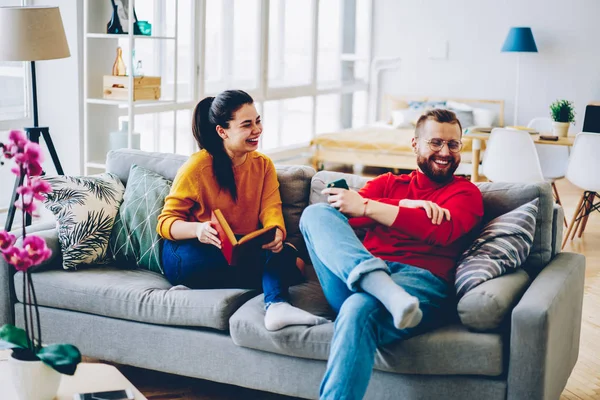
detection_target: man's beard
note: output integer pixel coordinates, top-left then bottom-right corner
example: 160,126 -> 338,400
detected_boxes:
417,154 -> 459,184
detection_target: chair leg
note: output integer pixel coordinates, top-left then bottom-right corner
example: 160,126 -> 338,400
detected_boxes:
578,192 -> 596,238
551,182 -> 568,227
562,193 -> 585,249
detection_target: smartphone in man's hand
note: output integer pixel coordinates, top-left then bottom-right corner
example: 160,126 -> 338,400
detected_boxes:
327,178 -> 349,190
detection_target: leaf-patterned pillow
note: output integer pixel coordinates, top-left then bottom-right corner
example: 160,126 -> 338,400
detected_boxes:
42,173 -> 125,270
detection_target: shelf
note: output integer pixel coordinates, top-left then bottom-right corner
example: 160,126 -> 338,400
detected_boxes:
86,33 -> 176,40
86,98 -> 176,107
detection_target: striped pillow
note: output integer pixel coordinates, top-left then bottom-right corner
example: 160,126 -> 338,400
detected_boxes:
455,199 -> 539,299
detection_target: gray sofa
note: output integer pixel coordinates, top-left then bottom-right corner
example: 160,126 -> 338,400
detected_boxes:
0,149 -> 585,400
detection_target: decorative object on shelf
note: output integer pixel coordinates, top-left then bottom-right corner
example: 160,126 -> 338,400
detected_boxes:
106,0 -> 124,34
110,120 -> 141,150
136,20 -> 152,36
0,130 -> 82,400
134,60 -> 145,76
501,27 -> 538,126
0,6 -> 70,232
107,0 -> 143,35
550,99 -> 575,137
112,46 -> 127,76
103,75 -> 162,101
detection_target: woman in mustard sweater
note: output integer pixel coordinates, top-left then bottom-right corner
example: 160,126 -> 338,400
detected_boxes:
157,90 -> 328,331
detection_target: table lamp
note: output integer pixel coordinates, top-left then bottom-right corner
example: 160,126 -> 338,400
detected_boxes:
0,6 -> 70,231
501,27 -> 538,126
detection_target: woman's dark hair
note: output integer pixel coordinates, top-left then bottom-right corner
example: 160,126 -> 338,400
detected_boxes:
192,90 -> 254,201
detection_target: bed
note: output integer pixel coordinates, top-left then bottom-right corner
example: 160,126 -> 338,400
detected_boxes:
311,95 -> 505,174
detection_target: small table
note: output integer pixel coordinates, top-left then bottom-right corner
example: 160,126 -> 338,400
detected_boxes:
464,131 -> 576,182
0,350 -> 146,400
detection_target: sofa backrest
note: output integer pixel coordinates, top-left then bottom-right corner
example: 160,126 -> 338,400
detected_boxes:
310,171 -> 558,276
105,149 -> 315,256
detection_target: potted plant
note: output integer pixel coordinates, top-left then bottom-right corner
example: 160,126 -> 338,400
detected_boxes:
0,130 -> 81,400
549,99 -> 575,137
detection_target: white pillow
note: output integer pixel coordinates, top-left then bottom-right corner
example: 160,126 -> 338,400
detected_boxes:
391,108 -> 423,128
446,101 -> 473,112
473,108 -> 497,126
42,173 -> 125,270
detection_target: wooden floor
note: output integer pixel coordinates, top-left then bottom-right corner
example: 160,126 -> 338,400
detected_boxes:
82,177 -> 600,399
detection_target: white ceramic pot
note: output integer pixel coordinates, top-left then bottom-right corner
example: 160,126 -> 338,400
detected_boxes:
8,351 -> 62,400
552,121 -> 570,137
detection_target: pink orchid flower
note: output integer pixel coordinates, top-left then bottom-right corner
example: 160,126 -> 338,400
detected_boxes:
0,231 -> 16,252
14,196 -> 37,215
23,235 -> 52,265
2,247 -> 34,271
30,178 -> 52,200
13,141 -> 44,177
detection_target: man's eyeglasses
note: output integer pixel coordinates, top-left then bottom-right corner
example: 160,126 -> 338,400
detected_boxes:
423,138 -> 463,153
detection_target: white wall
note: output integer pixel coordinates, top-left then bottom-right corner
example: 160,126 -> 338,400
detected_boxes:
372,0 -> 600,131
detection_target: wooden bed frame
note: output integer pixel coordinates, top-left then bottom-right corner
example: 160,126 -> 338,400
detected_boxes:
311,95 -> 505,173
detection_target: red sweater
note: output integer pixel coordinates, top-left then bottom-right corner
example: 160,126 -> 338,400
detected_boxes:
350,171 -> 483,282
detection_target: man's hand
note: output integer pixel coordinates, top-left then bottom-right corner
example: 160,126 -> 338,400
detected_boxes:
262,228 -> 284,253
322,187 -> 366,217
399,199 -> 451,225
195,221 -> 221,248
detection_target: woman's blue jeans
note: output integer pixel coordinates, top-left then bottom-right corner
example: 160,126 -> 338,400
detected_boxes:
300,203 -> 453,400
162,237 -> 304,306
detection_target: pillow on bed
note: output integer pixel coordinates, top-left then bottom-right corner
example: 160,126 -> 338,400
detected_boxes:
473,108 -> 497,126
392,109 -> 422,128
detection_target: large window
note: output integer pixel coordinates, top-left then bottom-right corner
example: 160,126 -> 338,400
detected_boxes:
202,0 -> 373,151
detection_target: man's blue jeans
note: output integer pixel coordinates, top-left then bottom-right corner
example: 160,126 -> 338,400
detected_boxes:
300,203 -> 452,400
162,238 -> 304,306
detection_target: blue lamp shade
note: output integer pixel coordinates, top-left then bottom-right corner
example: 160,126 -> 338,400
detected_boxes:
501,27 -> 538,52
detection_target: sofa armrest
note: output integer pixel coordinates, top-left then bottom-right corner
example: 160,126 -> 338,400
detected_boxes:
507,252 -> 585,400
0,221 -> 57,327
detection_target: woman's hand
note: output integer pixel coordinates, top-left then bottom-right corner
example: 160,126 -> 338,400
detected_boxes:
262,228 -> 284,253
322,187 -> 366,217
399,199 -> 451,225
195,221 -> 221,248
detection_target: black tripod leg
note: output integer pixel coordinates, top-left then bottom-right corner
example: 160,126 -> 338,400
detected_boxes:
4,172 -> 26,232
41,128 -> 64,175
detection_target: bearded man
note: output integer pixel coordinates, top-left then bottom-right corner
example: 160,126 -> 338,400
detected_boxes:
299,109 -> 484,400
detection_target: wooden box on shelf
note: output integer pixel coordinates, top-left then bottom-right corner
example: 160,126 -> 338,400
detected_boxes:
103,75 -> 161,101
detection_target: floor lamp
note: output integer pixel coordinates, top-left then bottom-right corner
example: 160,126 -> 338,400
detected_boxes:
0,6 -> 70,231
501,27 -> 538,126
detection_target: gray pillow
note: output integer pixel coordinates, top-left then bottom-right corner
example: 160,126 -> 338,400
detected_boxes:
455,199 -> 539,300
450,109 -> 475,128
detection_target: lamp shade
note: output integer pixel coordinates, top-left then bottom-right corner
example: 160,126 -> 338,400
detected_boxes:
501,27 -> 538,53
0,6 -> 70,61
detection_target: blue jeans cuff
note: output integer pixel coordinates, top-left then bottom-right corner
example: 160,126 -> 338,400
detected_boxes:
346,257 -> 390,292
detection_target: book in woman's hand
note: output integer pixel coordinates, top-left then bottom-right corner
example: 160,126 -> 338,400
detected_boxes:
211,209 -> 277,266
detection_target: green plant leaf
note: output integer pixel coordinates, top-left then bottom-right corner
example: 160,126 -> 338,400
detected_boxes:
0,324 -> 29,349
37,344 -> 82,376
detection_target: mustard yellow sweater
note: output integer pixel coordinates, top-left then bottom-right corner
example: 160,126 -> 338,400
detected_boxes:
157,150 -> 286,241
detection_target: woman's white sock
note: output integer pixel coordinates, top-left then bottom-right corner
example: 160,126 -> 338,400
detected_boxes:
264,302 -> 329,331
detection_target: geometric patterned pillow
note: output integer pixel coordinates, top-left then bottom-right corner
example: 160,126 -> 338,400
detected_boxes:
109,165 -> 171,274
455,198 -> 539,300
42,173 -> 125,270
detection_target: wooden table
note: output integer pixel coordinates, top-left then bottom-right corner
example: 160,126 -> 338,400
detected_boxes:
0,350 -> 146,400
464,132 -> 576,182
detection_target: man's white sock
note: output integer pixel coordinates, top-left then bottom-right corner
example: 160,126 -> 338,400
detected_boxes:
360,270 -> 422,330
264,302 -> 330,331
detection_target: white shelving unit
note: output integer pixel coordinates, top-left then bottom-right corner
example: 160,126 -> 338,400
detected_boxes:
82,0 -> 194,174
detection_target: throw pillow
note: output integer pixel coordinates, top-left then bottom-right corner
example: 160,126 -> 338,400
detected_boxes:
473,107 -> 497,126
450,109 -> 475,129
42,173 -> 125,270
109,164 -> 172,274
455,198 -> 539,300
391,109 -> 422,128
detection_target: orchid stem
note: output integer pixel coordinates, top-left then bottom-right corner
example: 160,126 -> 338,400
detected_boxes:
28,270 -> 42,352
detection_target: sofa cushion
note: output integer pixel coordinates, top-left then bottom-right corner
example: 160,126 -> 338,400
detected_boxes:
42,173 -> 125,270
16,268 -> 256,331
109,164 -> 172,274
475,182 -> 554,276
230,282 -> 504,376
457,269 -> 531,332
455,199 -> 539,300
